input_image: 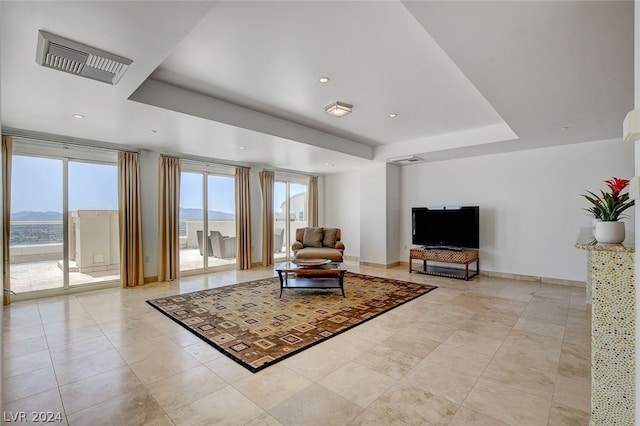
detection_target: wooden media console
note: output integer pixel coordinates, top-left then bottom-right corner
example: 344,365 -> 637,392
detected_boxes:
409,248 -> 479,281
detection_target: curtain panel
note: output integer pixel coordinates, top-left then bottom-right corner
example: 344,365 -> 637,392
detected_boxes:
158,156 -> 181,282
308,175 -> 319,227
118,152 -> 145,287
259,170 -> 275,266
2,136 -> 12,305
235,167 -> 252,270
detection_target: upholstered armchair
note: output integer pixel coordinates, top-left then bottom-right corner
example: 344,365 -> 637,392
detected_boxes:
291,227 -> 345,262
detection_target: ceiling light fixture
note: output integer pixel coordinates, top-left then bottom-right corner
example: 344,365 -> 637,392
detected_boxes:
72,114 -> 85,119
149,129 -> 157,133
319,77 -> 330,83
389,113 -> 398,118
239,146 -> 246,150
325,102 -> 352,118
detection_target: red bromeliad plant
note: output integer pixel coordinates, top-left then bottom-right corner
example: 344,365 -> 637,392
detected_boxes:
582,177 -> 634,221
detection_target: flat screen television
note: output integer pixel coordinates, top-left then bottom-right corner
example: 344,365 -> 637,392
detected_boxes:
412,206 -> 479,249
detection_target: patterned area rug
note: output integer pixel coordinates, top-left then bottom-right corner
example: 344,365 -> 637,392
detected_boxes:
147,272 -> 437,372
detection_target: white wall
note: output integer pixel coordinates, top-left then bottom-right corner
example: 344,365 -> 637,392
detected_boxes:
386,163 -> 402,264
402,139 -> 634,282
324,170 -> 361,259
360,163 -> 388,264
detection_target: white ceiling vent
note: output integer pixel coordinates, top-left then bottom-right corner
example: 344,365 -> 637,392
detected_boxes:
35,30 -> 132,85
389,155 -> 424,165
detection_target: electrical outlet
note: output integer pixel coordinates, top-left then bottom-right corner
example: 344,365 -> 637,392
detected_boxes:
630,176 -> 640,200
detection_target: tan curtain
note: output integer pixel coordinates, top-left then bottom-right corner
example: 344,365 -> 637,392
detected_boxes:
259,170 -> 275,266
158,156 -> 181,282
2,136 -> 12,305
235,167 -> 252,270
118,152 -> 145,287
308,175 -> 318,227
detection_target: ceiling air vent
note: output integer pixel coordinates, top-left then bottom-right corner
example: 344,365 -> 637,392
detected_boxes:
389,155 -> 424,165
35,30 -> 132,85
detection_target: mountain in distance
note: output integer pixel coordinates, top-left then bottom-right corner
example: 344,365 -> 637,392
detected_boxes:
11,211 -> 63,221
180,208 -> 234,221
11,209 -> 234,221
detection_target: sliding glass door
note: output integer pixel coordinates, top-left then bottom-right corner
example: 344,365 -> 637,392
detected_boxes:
9,150 -> 120,295
10,156 -> 64,293
179,168 -> 236,273
273,180 -> 307,260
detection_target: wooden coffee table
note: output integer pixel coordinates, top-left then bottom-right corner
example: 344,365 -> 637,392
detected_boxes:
275,261 -> 347,297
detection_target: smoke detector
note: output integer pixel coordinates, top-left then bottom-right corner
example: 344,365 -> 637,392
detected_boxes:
389,155 -> 424,165
35,30 -> 132,85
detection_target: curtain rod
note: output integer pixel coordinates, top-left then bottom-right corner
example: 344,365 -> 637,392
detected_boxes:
3,127 -> 140,154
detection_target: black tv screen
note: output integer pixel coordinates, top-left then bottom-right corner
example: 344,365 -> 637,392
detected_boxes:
412,206 -> 479,249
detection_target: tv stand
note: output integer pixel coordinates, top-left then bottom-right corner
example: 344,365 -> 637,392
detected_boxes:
424,245 -> 463,252
410,248 -> 479,281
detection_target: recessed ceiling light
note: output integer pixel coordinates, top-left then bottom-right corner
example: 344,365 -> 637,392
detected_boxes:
149,129 -> 157,133
239,146 -> 246,150
319,77 -> 330,83
389,113 -> 398,118
561,126 -> 570,130
72,114 -> 85,119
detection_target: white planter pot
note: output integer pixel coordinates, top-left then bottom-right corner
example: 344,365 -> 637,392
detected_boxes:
594,221 -> 625,244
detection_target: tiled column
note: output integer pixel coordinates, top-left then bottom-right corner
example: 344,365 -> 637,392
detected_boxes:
589,245 -> 635,425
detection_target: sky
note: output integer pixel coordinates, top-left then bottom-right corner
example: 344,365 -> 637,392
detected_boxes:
12,155 -> 307,214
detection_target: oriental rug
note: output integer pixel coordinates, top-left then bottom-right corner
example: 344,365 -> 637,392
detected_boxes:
146,272 -> 437,372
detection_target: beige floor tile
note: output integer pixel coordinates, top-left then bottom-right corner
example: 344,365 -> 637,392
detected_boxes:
279,345 -> 350,381
552,373 -> 590,412
462,378 -> 551,426
458,318 -> 512,340
4,366 -> 59,403
129,350 -> 201,385
115,335 -> 185,364
48,335 -> 115,364
182,340 -> 225,364
4,349 -> 52,378
67,389 -> 166,425
147,365 -> 227,412
3,335 -> 49,359
448,406 -> 508,426
378,327 -> 442,359
355,382 -> 458,425
481,357 -> 556,400
354,344 -> 421,379
318,332 -> 378,360
424,342 -> 493,377
513,317 -> 565,338
233,365 -> 313,410
442,329 -> 504,356
205,356 -> 253,383
45,324 -> 107,349
168,386 -> 264,425
246,412 -> 284,426
3,388 -> 68,425
59,365 -> 145,415
402,361 -> 477,404
558,351 -> 590,381
4,324 -> 46,344
401,321 -> 459,343
269,383 -> 362,426
548,402 -> 590,425
2,265 -> 593,426
319,362 -> 396,408
52,347 -> 127,386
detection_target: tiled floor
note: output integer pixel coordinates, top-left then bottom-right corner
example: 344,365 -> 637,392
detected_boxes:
3,261 -> 591,425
